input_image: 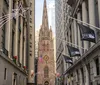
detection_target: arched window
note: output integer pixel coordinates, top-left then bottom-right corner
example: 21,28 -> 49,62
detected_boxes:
44,66 -> 49,78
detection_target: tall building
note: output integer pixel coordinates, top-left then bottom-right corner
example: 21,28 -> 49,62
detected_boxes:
55,0 -> 68,84
35,30 -> 39,58
55,0 -> 100,85
48,2 -> 55,35
27,0 -> 35,85
37,0 -> 55,85
0,0 -> 30,85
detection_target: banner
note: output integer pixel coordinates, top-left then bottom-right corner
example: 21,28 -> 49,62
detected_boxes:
78,23 -> 96,43
67,45 -> 81,57
63,55 -> 73,64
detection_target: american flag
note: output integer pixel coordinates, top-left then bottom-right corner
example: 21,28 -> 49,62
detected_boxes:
39,55 -> 43,63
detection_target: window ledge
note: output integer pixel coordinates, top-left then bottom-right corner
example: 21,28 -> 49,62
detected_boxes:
94,75 -> 100,80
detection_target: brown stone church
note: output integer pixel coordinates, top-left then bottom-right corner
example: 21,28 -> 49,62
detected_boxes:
37,0 -> 55,85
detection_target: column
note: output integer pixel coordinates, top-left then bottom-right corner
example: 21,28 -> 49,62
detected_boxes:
7,0 -> 12,58
14,1 -> 19,59
84,65 -> 89,85
79,69 -> 82,85
82,1 -> 89,51
77,12 -> 82,56
28,0 -> 35,84
20,14 -> 23,64
73,20 -> 78,61
24,24 -> 26,66
88,0 -> 96,46
0,1 -> 3,50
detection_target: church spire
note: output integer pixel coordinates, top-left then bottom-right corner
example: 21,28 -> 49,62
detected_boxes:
42,0 -> 49,29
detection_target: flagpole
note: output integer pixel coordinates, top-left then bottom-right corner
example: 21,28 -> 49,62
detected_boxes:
56,37 -> 87,50
68,16 -> 100,31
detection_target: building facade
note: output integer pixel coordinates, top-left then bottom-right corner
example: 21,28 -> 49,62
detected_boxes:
0,0 -> 29,85
55,0 -> 70,84
56,0 -> 100,85
35,30 -> 39,58
37,0 -> 55,85
0,0 -> 35,85
27,0 -> 35,85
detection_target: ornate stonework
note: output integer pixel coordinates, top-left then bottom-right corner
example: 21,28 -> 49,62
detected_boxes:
37,0 -> 55,85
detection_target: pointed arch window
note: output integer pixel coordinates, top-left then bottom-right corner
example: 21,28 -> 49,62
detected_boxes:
44,66 -> 49,78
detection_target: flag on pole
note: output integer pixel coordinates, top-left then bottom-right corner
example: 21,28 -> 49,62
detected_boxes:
67,45 -> 81,57
39,55 -> 43,63
63,55 -> 73,64
56,72 -> 60,77
78,23 -> 96,43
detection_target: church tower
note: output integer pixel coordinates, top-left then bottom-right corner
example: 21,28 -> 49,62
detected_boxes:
37,0 -> 55,85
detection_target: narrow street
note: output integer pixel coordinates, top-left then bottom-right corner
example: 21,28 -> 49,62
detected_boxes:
0,0 -> 100,85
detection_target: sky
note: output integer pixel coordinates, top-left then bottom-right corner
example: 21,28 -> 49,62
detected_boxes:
35,0 -> 55,34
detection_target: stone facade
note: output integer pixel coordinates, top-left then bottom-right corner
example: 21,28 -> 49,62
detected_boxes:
27,0 -> 35,84
37,0 -> 55,85
0,0 -> 35,85
55,0 -> 100,85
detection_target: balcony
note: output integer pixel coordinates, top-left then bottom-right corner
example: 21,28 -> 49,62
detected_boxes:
3,47 -> 8,56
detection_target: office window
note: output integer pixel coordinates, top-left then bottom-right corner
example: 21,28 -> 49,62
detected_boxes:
30,45 -> 32,48
30,26 -> 32,29
30,18 -> 32,23
30,3 -> 32,7
30,10 -> 32,15
30,53 -> 32,56
95,58 -> 99,75
4,68 -> 7,80
30,34 -> 32,39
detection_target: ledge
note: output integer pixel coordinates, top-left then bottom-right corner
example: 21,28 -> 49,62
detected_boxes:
0,52 -> 28,76
64,40 -> 100,75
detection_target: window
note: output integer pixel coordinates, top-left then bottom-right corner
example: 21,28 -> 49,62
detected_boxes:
2,13 -> 8,56
30,10 -> 32,15
12,31 -> 15,57
2,19 -> 6,49
81,68 -> 84,84
4,68 -> 7,80
4,0 -> 9,8
95,0 -> 99,27
30,26 -> 32,29
30,18 -> 32,23
76,70 -> 79,83
95,58 -> 99,75
12,73 -> 17,85
44,66 -> 49,78
30,3 -> 32,7
18,16 -> 21,31
30,53 -> 32,56
30,45 -> 32,48
13,0 -> 16,9
86,63 -> 91,84
18,31 -> 21,62
30,34 -> 32,39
